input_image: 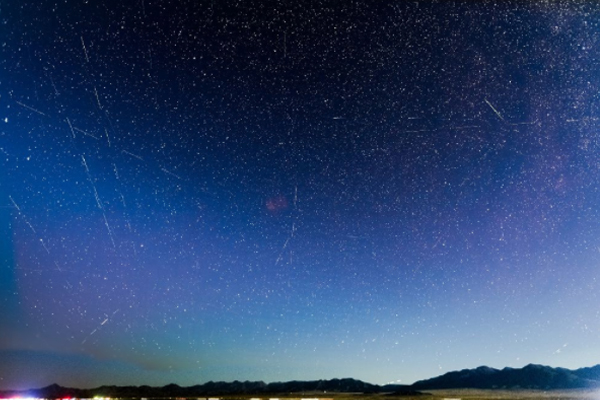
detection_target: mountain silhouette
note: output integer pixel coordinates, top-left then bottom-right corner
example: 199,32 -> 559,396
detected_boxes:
2,364 -> 599,398
411,363 -> 600,389
0,378 -> 409,398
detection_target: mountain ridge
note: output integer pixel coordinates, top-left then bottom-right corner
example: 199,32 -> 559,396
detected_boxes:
412,363 -> 600,389
2,364 -> 599,397
0,378 -> 411,398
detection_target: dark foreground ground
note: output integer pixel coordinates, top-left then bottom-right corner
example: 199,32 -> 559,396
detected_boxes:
3,388 -> 600,400
219,389 -> 600,400
123,389 -> 600,400
332,389 -> 600,400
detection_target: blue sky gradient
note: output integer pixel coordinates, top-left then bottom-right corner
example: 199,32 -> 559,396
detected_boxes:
1,0 -> 600,390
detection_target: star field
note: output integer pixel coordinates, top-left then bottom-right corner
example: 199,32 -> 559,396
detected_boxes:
1,0 -> 600,390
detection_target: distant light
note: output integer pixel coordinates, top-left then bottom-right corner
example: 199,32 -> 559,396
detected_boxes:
9,397 -> 42,400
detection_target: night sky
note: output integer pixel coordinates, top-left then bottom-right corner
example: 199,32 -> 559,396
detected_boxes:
2,0 -> 600,391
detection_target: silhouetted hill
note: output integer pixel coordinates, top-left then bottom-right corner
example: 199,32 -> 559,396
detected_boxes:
29,384 -> 82,398
575,365 -> 600,381
3,365 -> 600,398
411,363 -> 600,389
0,378 -> 410,398
265,378 -> 382,393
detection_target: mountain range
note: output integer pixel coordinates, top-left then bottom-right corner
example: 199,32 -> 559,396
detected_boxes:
2,364 -> 599,398
411,363 -> 600,390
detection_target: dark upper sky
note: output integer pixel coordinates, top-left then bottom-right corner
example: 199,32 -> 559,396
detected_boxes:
1,0 -> 600,390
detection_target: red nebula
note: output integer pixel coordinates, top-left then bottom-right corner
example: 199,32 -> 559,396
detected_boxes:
265,195 -> 288,214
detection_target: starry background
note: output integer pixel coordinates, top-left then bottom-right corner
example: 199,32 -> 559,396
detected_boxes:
1,0 -> 600,391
